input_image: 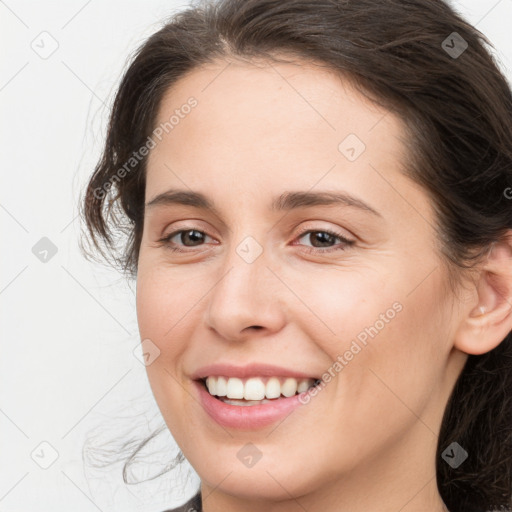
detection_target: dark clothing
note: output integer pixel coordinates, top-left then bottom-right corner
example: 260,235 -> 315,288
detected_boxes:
163,491 -> 489,511
163,491 -> 202,512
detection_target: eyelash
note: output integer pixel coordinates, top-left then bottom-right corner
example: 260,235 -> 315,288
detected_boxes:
156,227 -> 355,255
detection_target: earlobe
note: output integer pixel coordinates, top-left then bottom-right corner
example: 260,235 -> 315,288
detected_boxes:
454,233 -> 512,356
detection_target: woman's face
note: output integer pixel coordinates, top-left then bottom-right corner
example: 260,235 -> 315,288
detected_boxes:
136,57 -> 466,509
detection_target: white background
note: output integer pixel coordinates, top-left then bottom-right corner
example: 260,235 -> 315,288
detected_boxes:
1,1 -> 511,510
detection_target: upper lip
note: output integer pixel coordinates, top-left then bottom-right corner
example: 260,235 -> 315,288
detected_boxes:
190,363 -> 319,381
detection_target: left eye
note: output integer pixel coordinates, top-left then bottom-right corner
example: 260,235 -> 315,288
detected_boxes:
293,229 -> 355,254
156,228 -> 355,254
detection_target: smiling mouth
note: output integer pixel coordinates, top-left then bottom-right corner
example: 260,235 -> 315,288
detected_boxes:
199,375 -> 321,406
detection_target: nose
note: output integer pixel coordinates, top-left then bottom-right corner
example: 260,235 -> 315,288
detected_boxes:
203,239 -> 287,342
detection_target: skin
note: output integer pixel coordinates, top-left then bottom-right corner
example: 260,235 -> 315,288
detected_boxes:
135,56 -> 512,512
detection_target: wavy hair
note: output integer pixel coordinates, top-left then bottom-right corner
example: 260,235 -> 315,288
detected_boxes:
80,1 -> 512,510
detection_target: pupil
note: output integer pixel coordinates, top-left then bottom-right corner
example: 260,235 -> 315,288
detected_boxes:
312,232 -> 333,247
183,230 -> 203,246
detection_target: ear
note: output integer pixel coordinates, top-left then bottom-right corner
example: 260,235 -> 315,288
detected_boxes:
453,231 -> 512,356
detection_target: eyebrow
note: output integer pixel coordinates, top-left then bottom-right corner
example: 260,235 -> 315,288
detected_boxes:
145,189 -> 382,218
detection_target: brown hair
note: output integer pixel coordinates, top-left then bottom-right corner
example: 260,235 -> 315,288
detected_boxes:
80,1 -> 512,509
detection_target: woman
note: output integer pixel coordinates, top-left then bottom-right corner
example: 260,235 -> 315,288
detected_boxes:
80,0 -> 512,511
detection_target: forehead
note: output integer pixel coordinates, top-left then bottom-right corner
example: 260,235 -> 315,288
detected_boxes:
150,56 -> 401,152
144,57 -> 425,223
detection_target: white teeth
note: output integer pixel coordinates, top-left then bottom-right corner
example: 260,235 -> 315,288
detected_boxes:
204,376 -> 317,401
265,377 -> 281,399
226,377 -> 244,399
206,376 -> 215,395
244,378 -> 266,400
216,376 -> 227,396
281,378 -> 298,397
297,379 -> 310,393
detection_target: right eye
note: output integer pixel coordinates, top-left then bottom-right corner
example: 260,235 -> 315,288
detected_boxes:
157,228 -> 216,252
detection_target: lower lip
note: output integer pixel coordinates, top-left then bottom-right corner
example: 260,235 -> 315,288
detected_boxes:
194,380 -> 311,429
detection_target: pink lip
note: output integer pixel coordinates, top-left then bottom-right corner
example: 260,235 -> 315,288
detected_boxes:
194,379 -> 311,429
190,362 -> 319,380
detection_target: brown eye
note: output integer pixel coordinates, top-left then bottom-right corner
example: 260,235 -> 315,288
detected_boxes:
157,228 -> 215,252
294,229 -> 355,254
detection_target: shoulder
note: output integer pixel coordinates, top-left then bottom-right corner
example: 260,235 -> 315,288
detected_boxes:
161,492 -> 202,512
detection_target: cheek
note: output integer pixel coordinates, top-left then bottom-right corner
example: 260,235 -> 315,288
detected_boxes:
135,263 -> 212,397
344,273 -> 451,427
135,262 -> 199,341
135,269 -> 192,431
135,269 -> 193,402
281,264 -> 400,358
295,261 -> 448,406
